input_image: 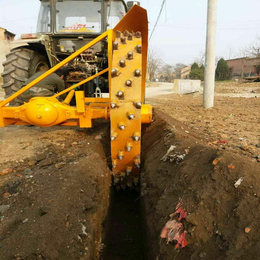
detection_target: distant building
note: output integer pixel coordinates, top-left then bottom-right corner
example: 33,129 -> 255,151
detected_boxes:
0,27 -> 16,74
175,66 -> 191,79
226,57 -> 260,77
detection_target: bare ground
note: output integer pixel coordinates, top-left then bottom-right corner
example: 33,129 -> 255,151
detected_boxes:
0,81 -> 260,259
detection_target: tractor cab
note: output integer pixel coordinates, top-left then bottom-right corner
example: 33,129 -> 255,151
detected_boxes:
37,0 -> 129,35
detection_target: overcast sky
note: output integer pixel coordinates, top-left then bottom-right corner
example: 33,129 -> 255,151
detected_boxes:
0,0 -> 260,65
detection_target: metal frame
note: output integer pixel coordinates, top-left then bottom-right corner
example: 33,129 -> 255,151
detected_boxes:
0,5 -> 152,189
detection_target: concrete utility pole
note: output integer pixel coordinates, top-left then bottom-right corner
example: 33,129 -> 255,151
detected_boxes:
203,0 -> 218,109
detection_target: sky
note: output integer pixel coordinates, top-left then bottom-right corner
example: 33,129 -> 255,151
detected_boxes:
0,0 -> 260,66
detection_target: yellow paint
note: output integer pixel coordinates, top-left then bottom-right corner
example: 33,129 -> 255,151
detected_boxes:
0,6 -> 153,186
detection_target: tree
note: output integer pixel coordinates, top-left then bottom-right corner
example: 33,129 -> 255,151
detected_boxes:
194,51 -> 205,66
191,62 -> 199,71
147,47 -> 163,81
158,63 -> 175,82
241,36 -> 260,58
215,58 -> 229,81
189,62 -> 204,81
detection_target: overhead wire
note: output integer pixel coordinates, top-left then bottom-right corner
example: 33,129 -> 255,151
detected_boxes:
149,0 -> 167,42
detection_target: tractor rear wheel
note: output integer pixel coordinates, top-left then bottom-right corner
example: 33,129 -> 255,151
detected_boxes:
1,48 -> 49,106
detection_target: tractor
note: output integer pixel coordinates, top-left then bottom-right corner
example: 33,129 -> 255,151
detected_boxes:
2,0 -> 140,105
0,0 -> 152,190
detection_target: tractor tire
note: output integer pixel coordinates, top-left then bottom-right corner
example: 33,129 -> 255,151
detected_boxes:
1,48 -> 49,106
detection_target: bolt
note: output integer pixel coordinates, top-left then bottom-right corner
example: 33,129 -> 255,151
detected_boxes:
136,31 -> 141,38
111,68 -> 118,77
117,90 -> 124,97
136,45 -> 142,53
124,30 -> 129,36
125,80 -> 132,87
36,115 -> 42,119
116,30 -> 121,38
127,52 -> 133,60
113,42 -> 118,50
128,33 -> 133,41
120,36 -> 126,44
119,59 -> 126,67
134,69 -> 141,77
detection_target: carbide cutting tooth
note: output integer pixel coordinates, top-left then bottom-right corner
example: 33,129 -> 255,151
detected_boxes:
127,112 -> 134,120
136,45 -> 142,53
134,69 -> 141,77
113,42 -> 119,50
128,33 -> 133,41
126,166 -> 133,176
125,80 -> 132,87
111,100 -> 118,108
116,30 -> 121,38
119,59 -> 126,67
114,177 -> 120,184
135,101 -> 142,109
124,30 -> 129,36
126,142 -> 133,152
121,184 -> 126,191
121,36 -> 126,43
134,157 -> 140,168
127,52 -> 133,60
117,90 -> 124,97
118,151 -> 125,160
111,68 -> 118,77
120,171 -> 126,178
133,132 -> 140,141
112,159 -> 117,169
118,122 -> 126,130
136,31 -> 141,38
111,133 -> 117,141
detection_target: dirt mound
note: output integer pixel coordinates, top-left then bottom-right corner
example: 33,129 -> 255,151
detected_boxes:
142,111 -> 260,260
0,124 -> 111,260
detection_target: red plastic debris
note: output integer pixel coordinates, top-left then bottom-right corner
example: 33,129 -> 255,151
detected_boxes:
176,207 -> 188,221
217,140 -> 228,144
175,231 -> 188,249
161,201 -> 189,248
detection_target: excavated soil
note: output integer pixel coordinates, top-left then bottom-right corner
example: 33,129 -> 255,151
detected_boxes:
0,123 -> 111,260
141,111 -> 260,260
1,84 -> 260,259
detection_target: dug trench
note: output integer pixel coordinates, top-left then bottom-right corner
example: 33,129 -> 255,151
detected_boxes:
0,111 -> 260,259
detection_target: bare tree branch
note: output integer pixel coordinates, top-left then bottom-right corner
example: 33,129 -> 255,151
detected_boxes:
147,47 -> 163,81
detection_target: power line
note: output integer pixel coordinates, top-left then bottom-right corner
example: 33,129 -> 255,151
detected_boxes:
149,0 -> 166,42
0,16 -> 37,24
